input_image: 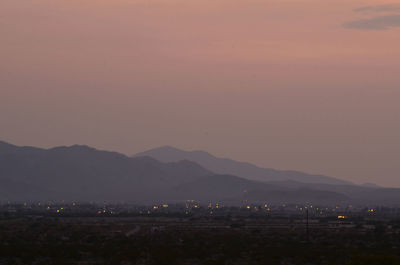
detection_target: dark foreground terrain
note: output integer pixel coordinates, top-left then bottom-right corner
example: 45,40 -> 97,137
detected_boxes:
1,206 -> 400,265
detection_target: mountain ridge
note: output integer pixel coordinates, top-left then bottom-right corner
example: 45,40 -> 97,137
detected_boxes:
134,146 -> 353,185
1,141 -> 399,205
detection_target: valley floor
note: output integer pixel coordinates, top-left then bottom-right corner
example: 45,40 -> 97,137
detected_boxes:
1,214 -> 400,265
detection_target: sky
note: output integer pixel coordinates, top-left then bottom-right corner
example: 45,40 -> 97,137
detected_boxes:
1,0 -> 400,186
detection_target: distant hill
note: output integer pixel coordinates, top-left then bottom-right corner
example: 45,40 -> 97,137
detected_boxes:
0,141 -> 212,202
171,175 -> 349,204
134,146 -> 352,185
1,141 -> 399,205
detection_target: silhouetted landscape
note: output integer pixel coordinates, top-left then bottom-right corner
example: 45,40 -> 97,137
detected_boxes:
2,141 -> 400,264
2,0 -> 400,263
1,140 -> 400,206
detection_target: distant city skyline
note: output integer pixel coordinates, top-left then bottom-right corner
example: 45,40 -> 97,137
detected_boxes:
1,0 -> 399,186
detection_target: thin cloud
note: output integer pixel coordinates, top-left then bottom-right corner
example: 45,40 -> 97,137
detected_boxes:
354,4 -> 400,13
344,14 -> 400,30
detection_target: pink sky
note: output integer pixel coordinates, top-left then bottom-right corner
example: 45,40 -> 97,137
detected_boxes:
1,0 -> 400,186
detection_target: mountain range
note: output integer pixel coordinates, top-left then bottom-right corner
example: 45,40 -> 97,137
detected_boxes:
0,140 -> 398,205
134,146 -> 352,185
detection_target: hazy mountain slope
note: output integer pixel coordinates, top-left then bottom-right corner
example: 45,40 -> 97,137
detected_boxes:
0,177 -> 56,201
172,176 -> 400,205
134,146 -> 352,185
253,180 -> 400,205
1,141 -> 399,205
0,141 -> 213,201
171,174 -> 349,204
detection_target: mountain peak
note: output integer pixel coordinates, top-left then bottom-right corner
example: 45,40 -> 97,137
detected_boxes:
0,140 -> 21,153
0,140 -> 17,148
49,144 -> 97,152
152,146 -> 183,152
135,146 -> 214,157
361,182 -> 380,188
134,146 -> 354,186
